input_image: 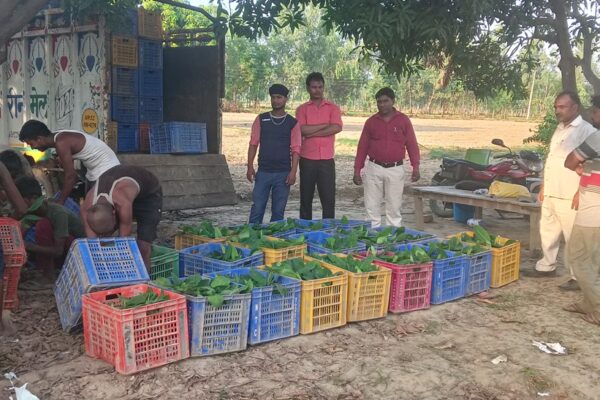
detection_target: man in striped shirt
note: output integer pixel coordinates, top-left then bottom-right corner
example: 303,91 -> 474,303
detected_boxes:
563,96 -> 600,325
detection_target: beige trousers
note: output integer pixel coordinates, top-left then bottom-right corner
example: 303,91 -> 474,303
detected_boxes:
362,161 -> 405,228
536,196 -> 576,278
567,225 -> 600,314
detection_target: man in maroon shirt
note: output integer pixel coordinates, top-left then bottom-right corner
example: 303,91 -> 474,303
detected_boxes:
353,87 -> 420,227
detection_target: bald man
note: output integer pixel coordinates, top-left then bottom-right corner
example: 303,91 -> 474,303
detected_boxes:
82,165 -> 162,269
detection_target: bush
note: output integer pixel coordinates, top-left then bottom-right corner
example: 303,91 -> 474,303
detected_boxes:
523,111 -> 557,157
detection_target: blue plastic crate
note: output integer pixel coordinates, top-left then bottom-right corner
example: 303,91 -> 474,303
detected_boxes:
150,122 -> 207,154
464,250 -> 492,295
139,39 -> 163,69
208,268 -> 301,345
139,97 -> 163,124
322,218 -> 371,230
290,231 -> 366,255
112,9 -> 138,36
51,191 -> 81,215
180,242 -> 264,276
368,227 -> 436,250
260,221 -> 297,238
113,123 -> 139,152
293,218 -> 335,234
54,237 -> 149,331
111,95 -> 139,123
138,69 -> 163,97
111,66 -> 138,96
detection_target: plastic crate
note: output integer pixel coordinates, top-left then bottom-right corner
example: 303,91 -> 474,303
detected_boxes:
2,265 -> 22,310
54,238 -> 150,331
138,7 -> 163,39
139,39 -> 163,69
111,66 -> 138,96
174,231 -> 227,250
139,123 -> 151,153
111,36 -> 138,67
322,218 -> 372,230
306,254 -> 391,322
139,97 -> 163,124
82,284 -> 189,374
232,237 -> 306,266
293,219 -> 335,233
209,268 -> 301,345
354,251 -> 433,313
0,218 -> 27,266
150,245 -> 179,279
150,122 -> 208,154
113,123 -> 139,152
139,69 -> 163,98
291,231 -> 366,255
111,9 -> 137,36
111,95 -> 139,123
368,227 -> 436,250
51,192 -> 81,215
106,121 -> 117,150
448,232 -> 520,288
180,243 -> 264,276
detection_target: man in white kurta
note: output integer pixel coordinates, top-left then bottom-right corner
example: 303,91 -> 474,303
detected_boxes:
529,92 -> 595,291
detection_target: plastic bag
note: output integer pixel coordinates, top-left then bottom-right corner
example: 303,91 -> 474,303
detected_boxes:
488,181 -> 530,198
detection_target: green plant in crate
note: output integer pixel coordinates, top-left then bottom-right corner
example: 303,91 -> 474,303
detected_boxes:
323,234 -> 361,251
311,253 -> 378,273
265,258 -> 341,281
114,288 -> 170,309
366,245 -> 443,264
180,221 -> 233,238
231,269 -> 288,295
231,227 -> 305,251
427,238 -> 488,256
458,226 -> 516,248
206,244 -> 244,261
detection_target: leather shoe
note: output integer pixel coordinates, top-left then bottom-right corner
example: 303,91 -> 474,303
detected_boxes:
521,268 -> 557,278
559,279 -> 580,291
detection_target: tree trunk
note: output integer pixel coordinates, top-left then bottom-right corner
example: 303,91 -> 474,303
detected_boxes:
0,0 -> 50,64
549,0 -> 578,92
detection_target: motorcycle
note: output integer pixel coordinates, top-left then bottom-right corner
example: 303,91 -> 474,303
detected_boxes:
429,138 -> 544,217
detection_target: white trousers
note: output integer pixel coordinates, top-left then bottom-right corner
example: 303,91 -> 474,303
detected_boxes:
362,161 -> 406,228
536,196 -> 576,277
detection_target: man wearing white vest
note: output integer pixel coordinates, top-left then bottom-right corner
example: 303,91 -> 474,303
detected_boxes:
526,91 -> 595,291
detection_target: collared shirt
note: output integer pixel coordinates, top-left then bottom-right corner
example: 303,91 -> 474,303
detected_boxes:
249,114 -> 302,154
354,110 -> 420,174
295,99 -> 343,160
543,115 -> 595,199
573,130 -> 600,227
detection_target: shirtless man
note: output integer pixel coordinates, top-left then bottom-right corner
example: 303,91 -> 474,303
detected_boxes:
82,165 -> 162,270
19,120 -> 120,204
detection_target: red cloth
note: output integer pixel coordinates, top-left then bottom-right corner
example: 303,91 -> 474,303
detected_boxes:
295,99 -> 343,160
354,110 -> 420,174
34,218 -> 74,273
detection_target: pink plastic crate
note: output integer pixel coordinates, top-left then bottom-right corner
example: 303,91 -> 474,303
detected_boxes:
354,252 -> 433,313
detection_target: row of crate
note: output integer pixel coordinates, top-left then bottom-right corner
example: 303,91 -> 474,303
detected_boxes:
1,218 -> 29,310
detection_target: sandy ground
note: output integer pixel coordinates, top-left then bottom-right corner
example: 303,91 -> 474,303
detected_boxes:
3,113 -> 600,400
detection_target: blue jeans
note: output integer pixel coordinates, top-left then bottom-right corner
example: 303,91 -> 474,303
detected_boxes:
249,170 -> 290,224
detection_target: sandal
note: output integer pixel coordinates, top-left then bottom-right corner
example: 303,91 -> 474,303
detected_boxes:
581,312 -> 600,326
563,303 -> 587,314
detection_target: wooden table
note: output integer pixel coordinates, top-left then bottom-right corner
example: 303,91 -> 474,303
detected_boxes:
410,185 -> 542,255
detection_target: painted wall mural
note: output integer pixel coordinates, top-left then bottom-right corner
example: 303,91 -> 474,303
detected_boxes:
0,27 -> 106,146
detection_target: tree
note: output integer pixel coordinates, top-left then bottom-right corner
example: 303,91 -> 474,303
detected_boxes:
0,0 -> 50,64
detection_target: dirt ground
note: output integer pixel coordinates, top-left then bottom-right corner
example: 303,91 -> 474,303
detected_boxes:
2,113 -> 600,400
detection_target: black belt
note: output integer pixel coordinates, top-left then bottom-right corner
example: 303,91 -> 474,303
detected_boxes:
370,159 -> 403,168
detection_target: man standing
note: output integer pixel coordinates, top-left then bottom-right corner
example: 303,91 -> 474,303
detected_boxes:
527,92 -> 595,291
82,165 -> 162,271
247,84 -> 301,223
353,87 -> 420,227
563,113 -> 600,326
296,72 -> 343,220
19,120 -> 120,203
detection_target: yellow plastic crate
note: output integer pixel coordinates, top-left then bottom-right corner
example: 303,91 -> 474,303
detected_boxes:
138,7 -> 163,39
174,231 -> 227,250
231,237 -> 306,266
111,36 -> 138,67
306,254 -> 391,322
298,256 -> 348,334
448,231 -> 520,288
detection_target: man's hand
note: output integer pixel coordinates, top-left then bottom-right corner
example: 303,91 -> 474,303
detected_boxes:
575,163 -> 584,176
286,170 -> 297,186
411,169 -> 421,182
246,165 -> 256,183
572,191 -> 580,210
537,186 -> 544,203
353,174 -> 362,186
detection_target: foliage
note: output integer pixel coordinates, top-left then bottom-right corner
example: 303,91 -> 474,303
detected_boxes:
155,274 -> 250,307
265,258 -> 338,281
114,287 -> 169,309
523,111 -> 558,157
62,0 -> 138,30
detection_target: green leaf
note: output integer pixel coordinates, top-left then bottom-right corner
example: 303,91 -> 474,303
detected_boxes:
207,294 -> 225,308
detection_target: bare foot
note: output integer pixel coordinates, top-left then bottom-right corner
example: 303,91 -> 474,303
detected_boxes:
0,310 -> 16,336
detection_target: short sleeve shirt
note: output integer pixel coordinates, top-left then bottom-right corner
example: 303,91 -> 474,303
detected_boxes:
573,130 -> 600,227
295,100 -> 343,160
46,203 -> 85,240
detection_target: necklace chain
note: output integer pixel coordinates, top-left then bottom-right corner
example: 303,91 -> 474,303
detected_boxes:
269,112 -> 287,126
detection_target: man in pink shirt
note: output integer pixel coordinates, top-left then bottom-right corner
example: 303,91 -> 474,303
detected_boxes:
296,72 -> 343,219
247,84 -> 301,223
353,87 -> 421,227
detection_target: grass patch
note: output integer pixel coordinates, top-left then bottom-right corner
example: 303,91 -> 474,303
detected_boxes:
337,138 -> 359,147
521,367 -> 553,393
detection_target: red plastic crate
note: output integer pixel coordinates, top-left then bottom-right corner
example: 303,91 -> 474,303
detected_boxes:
82,284 -> 189,374
139,123 -> 150,153
2,265 -> 21,310
355,252 -> 433,313
0,218 -> 27,266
